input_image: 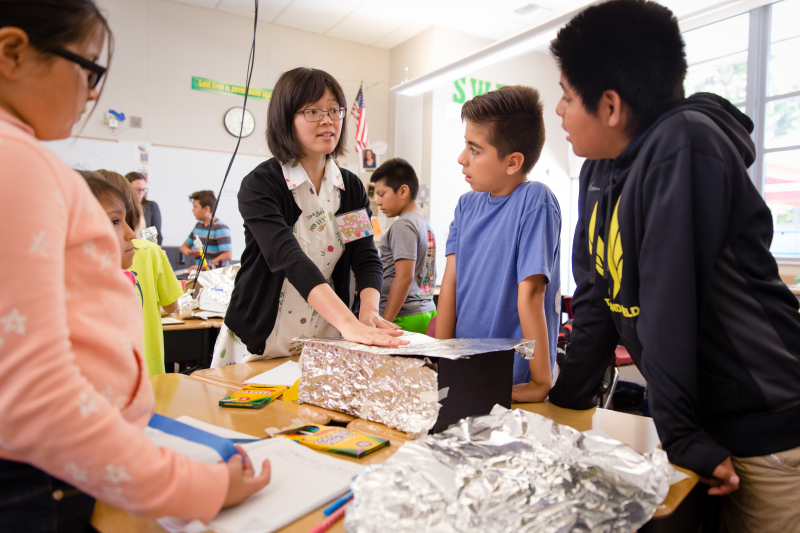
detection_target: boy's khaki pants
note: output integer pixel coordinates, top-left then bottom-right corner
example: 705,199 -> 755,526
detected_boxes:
721,445 -> 800,533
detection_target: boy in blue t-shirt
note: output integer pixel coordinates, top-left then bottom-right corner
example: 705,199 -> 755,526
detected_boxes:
436,85 -> 561,404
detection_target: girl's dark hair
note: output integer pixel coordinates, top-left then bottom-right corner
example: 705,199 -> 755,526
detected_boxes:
125,171 -> 151,206
550,0 -> 686,134
78,170 -> 131,221
1,0 -> 114,122
267,67 -> 348,165
95,169 -> 141,232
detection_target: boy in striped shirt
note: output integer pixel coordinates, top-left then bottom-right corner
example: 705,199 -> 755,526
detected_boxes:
180,190 -> 232,268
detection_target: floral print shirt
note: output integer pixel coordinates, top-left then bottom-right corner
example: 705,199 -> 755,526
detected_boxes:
211,159 -> 345,365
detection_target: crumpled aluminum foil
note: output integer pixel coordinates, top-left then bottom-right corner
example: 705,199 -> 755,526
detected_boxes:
298,340 -> 441,435
141,226 -> 159,243
345,406 -> 671,533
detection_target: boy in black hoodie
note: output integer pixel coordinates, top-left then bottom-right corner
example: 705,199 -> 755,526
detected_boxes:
547,1 -> 800,530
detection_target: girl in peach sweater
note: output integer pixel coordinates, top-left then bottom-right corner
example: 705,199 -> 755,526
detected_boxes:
0,1 -> 268,529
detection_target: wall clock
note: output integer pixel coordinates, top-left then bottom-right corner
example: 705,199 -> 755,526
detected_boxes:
224,107 -> 255,138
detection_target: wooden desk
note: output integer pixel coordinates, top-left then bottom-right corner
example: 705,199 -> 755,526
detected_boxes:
195,362 -> 698,519
92,374 -> 395,533
93,373 -> 699,533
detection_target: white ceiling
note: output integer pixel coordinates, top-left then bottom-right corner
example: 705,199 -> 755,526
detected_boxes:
169,0 -> 596,48
169,0 -> 751,49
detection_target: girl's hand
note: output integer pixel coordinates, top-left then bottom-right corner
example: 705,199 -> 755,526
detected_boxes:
340,318 -> 408,347
359,308 -> 401,330
222,446 -> 271,508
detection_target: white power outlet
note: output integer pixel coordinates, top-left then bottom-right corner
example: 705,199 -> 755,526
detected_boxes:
103,112 -> 119,129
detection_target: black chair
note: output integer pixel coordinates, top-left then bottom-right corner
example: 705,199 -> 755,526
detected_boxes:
162,246 -> 190,273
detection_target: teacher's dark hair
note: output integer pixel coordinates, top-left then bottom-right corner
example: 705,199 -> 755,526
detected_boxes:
0,0 -> 114,121
267,67 -> 348,165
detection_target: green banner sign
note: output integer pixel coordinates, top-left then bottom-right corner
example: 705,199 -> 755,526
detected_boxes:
191,76 -> 272,100
452,77 -> 505,104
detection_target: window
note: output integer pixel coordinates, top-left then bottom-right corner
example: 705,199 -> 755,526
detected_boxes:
683,0 -> 800,258
684,14 -> 749,105
764,0 -> 800,257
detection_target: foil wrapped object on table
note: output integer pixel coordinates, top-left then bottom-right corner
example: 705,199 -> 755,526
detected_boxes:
297,338 -> 440,435
296,334 -> 536,435
345,406 -> 671,533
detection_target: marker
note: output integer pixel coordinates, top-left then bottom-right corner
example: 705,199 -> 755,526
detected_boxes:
323,491 -> 352,516
308,500 -> 351,533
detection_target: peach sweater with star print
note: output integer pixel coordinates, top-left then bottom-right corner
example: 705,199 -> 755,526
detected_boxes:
0,108 -> 228,521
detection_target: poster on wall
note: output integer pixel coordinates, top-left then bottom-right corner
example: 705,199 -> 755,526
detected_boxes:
359,148 -> 379,172
135,142 -> 151,178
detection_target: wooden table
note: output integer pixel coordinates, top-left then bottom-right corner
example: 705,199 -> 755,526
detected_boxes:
93,367 -> 700,533
197,360 -> 699,520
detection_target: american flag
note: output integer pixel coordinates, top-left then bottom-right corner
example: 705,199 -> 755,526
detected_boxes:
351,85 -> 369,153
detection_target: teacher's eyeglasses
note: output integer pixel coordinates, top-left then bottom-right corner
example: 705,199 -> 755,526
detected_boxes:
50,46 -> 107,90
296,107 -> 346,122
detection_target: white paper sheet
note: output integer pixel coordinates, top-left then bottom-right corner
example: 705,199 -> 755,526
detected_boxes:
159,438 -> 364,533
244,361 -> 302,386
161,317 -> 184,325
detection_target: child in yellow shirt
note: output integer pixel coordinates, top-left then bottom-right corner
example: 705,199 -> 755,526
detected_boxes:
97,170 -> 183,375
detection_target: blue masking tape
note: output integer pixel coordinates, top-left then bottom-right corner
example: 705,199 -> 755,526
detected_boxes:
148,413 -> 239,462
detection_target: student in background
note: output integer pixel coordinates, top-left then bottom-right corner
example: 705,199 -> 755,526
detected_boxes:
546,2 -> 800,529
0,1 -> 268,528
98,169 -> 182,376
436,86 -> 560,404
179,190 -> 232,268
126,171 -> 162,245
370,158 -> 436,334
212,67 -> 405,367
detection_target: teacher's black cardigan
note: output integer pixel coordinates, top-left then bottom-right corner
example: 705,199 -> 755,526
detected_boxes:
225,158 -> 383,355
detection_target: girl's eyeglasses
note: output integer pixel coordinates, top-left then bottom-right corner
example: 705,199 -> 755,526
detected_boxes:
50,46 -> 107,90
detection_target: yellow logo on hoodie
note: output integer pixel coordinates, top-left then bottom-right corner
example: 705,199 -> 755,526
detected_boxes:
588,202 -> 605,276
607,198 -> 623,298
588,198 -> 640,317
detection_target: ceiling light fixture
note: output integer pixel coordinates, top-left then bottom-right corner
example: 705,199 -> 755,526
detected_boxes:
390,2 -> 601,97
391,0 -> 751,97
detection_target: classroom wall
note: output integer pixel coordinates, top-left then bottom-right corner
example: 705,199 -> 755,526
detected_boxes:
389,28 -> 575,292
52,0 -> 393,256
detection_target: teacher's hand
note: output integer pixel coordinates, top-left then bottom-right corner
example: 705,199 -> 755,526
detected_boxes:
340,318 -> 407,347
359,308 -> 401,330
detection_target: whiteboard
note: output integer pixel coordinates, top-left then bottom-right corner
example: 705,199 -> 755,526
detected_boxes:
42,137 -> 268,259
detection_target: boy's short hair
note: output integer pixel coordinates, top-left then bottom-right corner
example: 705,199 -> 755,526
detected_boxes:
460,86 -> 545,175
94,169 -> 142,232
79,170 -> 131,223
267,67 -> 348,165
189,190 -> 216,211
370,158 -> 419,200
550,0 -> 687,134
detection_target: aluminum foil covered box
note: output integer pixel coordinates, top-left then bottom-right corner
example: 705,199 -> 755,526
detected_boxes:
296,333 -> 530,435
